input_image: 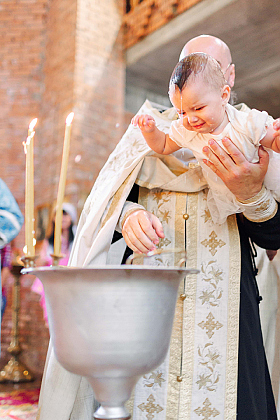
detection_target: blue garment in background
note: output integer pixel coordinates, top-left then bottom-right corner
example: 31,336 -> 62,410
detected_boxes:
0,178 -> 24,249
0,178 -> 23,350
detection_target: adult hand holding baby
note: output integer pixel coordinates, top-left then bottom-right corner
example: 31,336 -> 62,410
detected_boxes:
202,137 -> 269,201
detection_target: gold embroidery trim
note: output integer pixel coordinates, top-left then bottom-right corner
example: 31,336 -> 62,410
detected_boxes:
166,192 -> 186,420
100,172 -> 136,231
139,187 -> 149,210
180,192 -> 199,418
244,201 -> 278,222
224,214 -> 240,419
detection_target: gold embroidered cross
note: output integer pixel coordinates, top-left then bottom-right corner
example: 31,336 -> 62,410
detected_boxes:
198,312 -> 223,339
158,237 -> 172,248
201,231 -> 226,256
138,394 -> 164,419
194,398 -> 220,419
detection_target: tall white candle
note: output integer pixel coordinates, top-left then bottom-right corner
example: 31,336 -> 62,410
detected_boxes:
53,112 -> 74,256
23,118 -> 37,257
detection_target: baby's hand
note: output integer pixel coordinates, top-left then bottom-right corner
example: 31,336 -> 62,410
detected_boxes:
131,114 -> 156,133
272,119 -> 280,153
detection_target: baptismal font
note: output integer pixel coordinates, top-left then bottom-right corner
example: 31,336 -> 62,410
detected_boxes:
24,251 -> 198,420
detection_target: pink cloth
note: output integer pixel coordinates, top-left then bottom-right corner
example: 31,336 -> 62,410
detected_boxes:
31,277 -> 48,324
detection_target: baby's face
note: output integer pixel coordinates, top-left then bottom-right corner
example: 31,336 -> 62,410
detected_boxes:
169,77 -> 229,134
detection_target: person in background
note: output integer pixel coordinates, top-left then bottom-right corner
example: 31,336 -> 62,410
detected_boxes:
31,203 -> 77,325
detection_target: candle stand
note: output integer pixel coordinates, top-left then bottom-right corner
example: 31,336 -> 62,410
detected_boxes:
50,254 -> 64,267
0,257 -> 35,383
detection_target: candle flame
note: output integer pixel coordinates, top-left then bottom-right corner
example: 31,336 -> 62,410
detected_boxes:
66,112 -> 74,126
29,118 -> 38,131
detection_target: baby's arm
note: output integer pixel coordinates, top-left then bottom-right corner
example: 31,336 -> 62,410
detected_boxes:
260,119 -> 280,153
131,114 -> 180,155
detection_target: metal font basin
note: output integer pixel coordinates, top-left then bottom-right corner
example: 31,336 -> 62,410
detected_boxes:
24,265 -> 197,419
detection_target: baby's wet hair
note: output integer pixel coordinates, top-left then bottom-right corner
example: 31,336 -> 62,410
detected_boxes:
169,52 -> 226,93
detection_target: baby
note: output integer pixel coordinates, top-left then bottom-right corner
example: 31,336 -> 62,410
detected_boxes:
131,52 -> 280,224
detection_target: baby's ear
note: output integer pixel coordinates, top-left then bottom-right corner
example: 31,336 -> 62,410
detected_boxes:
222,85 -> 231,104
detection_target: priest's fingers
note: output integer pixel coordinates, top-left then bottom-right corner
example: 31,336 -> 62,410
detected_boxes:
203,139 -> 236,174
122,227 -> 151,254
203,139 -> 269,201
220,137 -> 249,166
148,213 -> 165,240
122,210 -> 163,254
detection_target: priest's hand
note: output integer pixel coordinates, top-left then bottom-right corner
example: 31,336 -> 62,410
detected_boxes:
122,209 -> 165,254
202,137 -> 269,201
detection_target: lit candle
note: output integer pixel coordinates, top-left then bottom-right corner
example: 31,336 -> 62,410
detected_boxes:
23,118 -> 37,257
53,112 -> 74,256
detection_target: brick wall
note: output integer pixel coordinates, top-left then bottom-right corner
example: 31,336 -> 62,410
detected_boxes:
0,0 -> 49,249
0,0 -> 125,246
36,0 -> 125,214
68,0 -> 125,206
1,0 -> 125,378
35,0 -> 77,208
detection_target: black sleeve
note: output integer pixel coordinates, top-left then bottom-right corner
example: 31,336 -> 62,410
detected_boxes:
111,184 -> 140,245
238,201 -> 280,250
126,183 -> 139,204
